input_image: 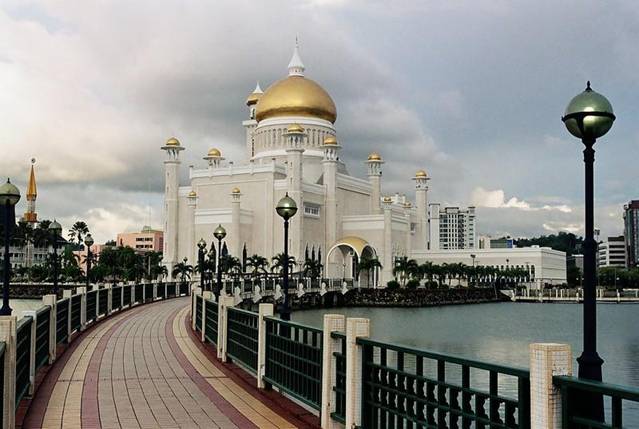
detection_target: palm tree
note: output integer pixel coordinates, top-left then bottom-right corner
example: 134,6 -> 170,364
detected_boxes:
68,221 -> 89,246
393,256 -> 418,287
246,254 -> 269,276
303,258 -> 324,280
271,253 -> 296,273
172,258 -> 194,282
358,256 -> 382,287
220,255 -> 242,275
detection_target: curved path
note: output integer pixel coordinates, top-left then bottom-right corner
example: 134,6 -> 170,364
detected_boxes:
22,297 -> 318,429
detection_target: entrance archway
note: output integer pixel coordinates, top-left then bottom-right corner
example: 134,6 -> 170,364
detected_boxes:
326,236 -> 378,287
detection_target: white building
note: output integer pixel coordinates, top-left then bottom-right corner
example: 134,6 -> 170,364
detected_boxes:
597,236 -> 626,268
161,45 -> 566,286
429,205 -> 476,250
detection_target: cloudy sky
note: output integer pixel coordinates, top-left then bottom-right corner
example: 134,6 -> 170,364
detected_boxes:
2,0 -> 638,243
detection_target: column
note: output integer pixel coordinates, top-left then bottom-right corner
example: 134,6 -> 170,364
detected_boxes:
414,171 -> 430,249
218,295 -> 235,361
323,138 -> 340,274
320,314 -> 346,429
43,294 -> 57,362
22,311 -> 37,396
285,126 -> 305,262
257,303 -> 274,389
366,155 -> 384,215
0,316 -> 17,429
345,317 -> 370,429
529,343 -> 572,429
76,286 -> 87,331
382,198 -> 393,284
231,189 -> 242,257
161,139 -> 184,279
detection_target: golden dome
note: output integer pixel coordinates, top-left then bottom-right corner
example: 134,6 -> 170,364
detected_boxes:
166,137 -> 180,146
368,152 -> 382,161
415,169 -> 428,178
323,135 -> 338,145
231,187 -> 241,194
382,196 -> 392,203
188,190 -> 197,197
207,148 -> 221,157
255,76 -> 337,123
287,123 -> 305,133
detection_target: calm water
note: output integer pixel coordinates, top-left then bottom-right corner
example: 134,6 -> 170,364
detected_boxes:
293,302 -> 639,422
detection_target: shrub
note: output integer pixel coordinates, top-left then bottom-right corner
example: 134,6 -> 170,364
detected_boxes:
386,280 -> 400,290
406,279 -> 420,290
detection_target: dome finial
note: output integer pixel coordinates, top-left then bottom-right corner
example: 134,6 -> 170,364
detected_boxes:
288,38 -> 305,77
586,80 -> 591,91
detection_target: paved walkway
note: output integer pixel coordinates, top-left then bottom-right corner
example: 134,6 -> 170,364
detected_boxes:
22,297 -> 317,429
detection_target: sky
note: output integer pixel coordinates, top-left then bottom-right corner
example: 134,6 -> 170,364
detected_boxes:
1,0 -> 638,244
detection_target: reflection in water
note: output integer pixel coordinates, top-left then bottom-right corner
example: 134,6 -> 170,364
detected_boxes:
293,302 -> 639,424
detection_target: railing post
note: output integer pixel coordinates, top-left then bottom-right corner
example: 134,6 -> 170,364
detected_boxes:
129,282 -> 135,307
142,280 -> 147,303
218,295 -> 235,361
202,291 -> 214,342
106,284 -> 113,314
529,343 -> 572,429
62,291 -> 72,342
345,317 -> 370,429
321,314 -> 346,429
22,311 -> 37,396
43,294 -> 57,362
153,280 -> 158,301
0,316 -> 17,429
77,286 -> 87,331
257,303 -> 274,389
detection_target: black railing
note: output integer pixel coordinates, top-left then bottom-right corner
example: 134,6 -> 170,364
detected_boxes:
179,282 -> 189,295
135,284 -> 143,303
331,331 -> 347,423
123,284 -> 131,307
167,282 -> 176,298
56,298 -> 69,344
98,288 -> 108,316
194,295 -> 203,332
204,298 -> 218,345
35,306 -> 50,370
227,307 -> 258,373
264,317 -> 323,410
16,317 -> 32,408
357,338 -> 530,429
157,282 -> 166,299
554,375 -> 639,429
86,290 -> 97,324
70,294 -> 81,333
145,283 -> 153,302
112,286 -> 122,311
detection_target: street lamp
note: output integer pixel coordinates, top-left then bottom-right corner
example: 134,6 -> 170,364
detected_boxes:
213,225 -> 226,301
0,179 -> 20,316
197,238 -> 207,291
563,81 -> 615,419
276,193 -> 297,321
49,219 -> 62,296
84,233 -> 94,290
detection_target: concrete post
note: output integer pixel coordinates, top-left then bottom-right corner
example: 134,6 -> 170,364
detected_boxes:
21,311 -> 37,396
76,286 -> 87,331
320,314 -> 346,429
130,283 -> 135,307
202,291 -> 214,342
218,295 -> 235,361
345,318 -> 370,429
529,343 -> 572,429
42,295 -> 57,362
142,280 -> 146,303
0,316 -> 17,429
257,303 -> 274,389
153,281 -> 158,301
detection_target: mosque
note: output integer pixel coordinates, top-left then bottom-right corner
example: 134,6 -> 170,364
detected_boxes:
161,45 -> 433,285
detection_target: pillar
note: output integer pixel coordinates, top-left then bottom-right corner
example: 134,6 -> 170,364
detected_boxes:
529,343 -> 572,428
320,314 -> 346,429
345,317 -> 370,429
414,171 -> 430,249
323,138 -> 340,274
187,191 -> 197,266
285,125 -> 306,262
22,311 -> 37,396
106,284 -> 113,314
77,286 -> 87,331
161,138 -> 184,279
382,198 -> 393,284
366,155 -> 384,215
0,316 -> 17,429
217,295 -> 235,361
43,294 -> 57,362
257,303 -> 274,389
231,189 -> 242,258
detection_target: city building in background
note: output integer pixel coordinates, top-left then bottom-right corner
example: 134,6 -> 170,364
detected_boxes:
116,226 -> 164,252
478,236 -> 514,249
429,205 -> 476,250
568,254 -> 584,273
624,200 -> 639,268
597,235 -> 626,268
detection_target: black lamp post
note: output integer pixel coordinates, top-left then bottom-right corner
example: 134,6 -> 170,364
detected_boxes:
84,233 -> 94,290
562,81 -> 615,420
276,193 -> 298,321
0,179 -> 21,316
49,219 -> 62,296
213,225 -> 226,301
197,238 -> 207,291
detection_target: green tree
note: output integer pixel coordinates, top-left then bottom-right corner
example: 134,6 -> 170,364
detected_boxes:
358,256 -> 382,287
172,258 -> 193,282
68,221 -> 90,246
393,256 -> 418,286
246,254 -> 270,276
271,253 -> 296,273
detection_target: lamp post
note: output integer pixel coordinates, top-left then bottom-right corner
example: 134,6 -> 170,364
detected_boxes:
197,238 -> 207,291
562,81 -> 615,420
84,233 -> 94,290
276,193 -> 297,321
213,225 -> 226,301
0,179 -> 20,316
48,220 -> 62,296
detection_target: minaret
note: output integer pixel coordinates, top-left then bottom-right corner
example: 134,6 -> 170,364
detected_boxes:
322,135 -> 340,270
287,42 -> 305,77
230,187 -> 242,257
382,196 -> 393,283
285,123 -> 306,262
23,158 -> 38,223
161,137 -> 184,278
366,152 -> 384,214
244,83 -> 262,157
186,190 -> 197,266
413,170 -> 430,250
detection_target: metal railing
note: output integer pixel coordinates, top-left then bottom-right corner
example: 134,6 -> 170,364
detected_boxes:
554,375 -> 639,428
35,306 -> 50,370
357,338 -> 530,429
167,282 -> 176,297
134,284 -> 143,303
123,284 -> 131,306
145,283 -> 154,302
204,298 -> 218,345
70,294 -> 82,333
179,282 -> 189,296
157,282 -> 166,299
194,295 -> 203,332
331,331 -> 347,423
226,307 -> 258,373
98,289 -> 108,317
56,298 -> 69,344
86,290 -> 97,324
264,317 -> 323,410
112,286 -> 122,311
15,316 -> 32,408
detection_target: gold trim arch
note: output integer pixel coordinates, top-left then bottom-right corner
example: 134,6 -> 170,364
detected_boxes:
326,236 -> 378,286
327,236 -> 376,260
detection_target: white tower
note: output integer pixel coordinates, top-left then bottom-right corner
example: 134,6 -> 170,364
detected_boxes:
429,203 -> 441,250
230,187 -> 242,257
285,123 -> 306,262
322,135 -> 340,270
161,137 -> 184,278
243,83 -> 262,157
366,152 -> 384,214
186,190 -> 197,266
413,170 -> 430,250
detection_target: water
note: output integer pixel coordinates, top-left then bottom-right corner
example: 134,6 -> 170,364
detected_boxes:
293,302 -> 639,423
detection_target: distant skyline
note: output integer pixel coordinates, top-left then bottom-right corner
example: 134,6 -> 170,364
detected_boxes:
2,1 -> 638,243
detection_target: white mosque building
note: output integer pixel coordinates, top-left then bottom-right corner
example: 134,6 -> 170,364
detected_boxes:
161,46 -> 566,287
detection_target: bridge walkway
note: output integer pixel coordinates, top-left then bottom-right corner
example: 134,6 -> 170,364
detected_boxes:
20,297 -> 316,429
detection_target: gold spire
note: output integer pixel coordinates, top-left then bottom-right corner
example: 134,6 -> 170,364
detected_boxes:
27,159 -> 37,199
23,158 -> 38,223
